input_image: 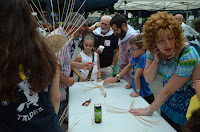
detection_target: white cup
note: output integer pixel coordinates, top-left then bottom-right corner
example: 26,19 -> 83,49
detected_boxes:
99,45 -> 105,52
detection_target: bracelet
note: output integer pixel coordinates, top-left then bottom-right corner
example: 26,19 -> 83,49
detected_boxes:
146,106 -> 153,115
97,77 -> 101,79
135,89 -> 140,94
193,80 -> 200,89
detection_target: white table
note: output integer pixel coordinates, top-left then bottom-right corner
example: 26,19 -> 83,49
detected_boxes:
68,79 -> 176,132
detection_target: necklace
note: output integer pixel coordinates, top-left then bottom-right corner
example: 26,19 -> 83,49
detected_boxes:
167,49 -> 176,59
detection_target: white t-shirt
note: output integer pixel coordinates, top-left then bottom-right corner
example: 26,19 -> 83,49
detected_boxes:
80,51 -> 98,81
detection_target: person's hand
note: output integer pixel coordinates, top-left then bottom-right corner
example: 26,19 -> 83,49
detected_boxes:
66,77 -> 75,86
129,108 -> 149,116
81,62 -> 95,70
153,47 -> 161,63
103,77 -> 118,85
95,48 -> 102,54
97,79 -> 102,82
129,92 -> 139,97
78,75 -> 85,82
125,83 -> 132,89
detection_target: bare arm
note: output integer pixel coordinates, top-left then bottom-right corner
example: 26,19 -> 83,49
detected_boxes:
130,74 -> 190,115
144,49 -> 161,83
192,62 -> 200,100
134,68 -> 143,91
149,75 -> 190,113
119,63 -> 132,78
111,48 -> 119,66
103,63 -> 132,85
144,59 -> 159,83
50,66 -> 60,114
70,61 -> 94,70
97,54 -> 101,78
71,54 -> 82,78
60,74 -> 75,86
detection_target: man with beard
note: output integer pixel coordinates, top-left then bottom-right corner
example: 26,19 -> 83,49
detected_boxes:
92,15 -> 119,80
110,14 -> 139,88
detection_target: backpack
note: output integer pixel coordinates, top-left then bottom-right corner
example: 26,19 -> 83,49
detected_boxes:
178,41 -> 200,62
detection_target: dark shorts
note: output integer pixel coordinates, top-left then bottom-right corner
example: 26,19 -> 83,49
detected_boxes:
143,93 -> 154,104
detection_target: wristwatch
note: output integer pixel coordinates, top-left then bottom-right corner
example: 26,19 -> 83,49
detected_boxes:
116,74 -> 121,81
146,106 -> 153,115
136,89 -> 140,94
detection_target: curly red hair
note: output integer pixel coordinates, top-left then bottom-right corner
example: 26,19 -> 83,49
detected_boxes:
142,11 -> 185,52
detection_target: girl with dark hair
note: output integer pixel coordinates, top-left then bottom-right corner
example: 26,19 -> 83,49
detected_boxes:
72,34 -> 102,82
0,0 -> 61,131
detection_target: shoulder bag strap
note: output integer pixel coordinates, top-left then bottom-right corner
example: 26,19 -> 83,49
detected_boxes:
178,44 -> 191,62
87,52 -> 95,81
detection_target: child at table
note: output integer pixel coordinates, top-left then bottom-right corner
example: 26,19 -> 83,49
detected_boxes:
104,34 -> 154,104
72,34 -> 102,82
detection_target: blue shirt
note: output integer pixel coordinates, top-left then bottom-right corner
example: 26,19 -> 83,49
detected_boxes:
130,54 -> 152,97
146,46 -> 199,125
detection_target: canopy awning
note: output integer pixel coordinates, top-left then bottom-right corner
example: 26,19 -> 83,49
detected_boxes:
114,0 -> 200,11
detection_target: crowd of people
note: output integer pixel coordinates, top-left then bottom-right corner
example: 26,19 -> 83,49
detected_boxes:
1,0 -> 200,132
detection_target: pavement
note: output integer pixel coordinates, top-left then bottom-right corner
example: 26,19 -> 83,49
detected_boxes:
61,41 -> 163,132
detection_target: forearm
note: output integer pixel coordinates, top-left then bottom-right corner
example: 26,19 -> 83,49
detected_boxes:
72,68 -> 80,76
112,49 -> 119,66
134,76 -> 141,91
60,74 -> 72,86
149,89 -> 171,113
149,74 -> 190,113
70,61 -> 82,69
97,68 -> 101,78
192,63 -> 200,100
195,82 -> 200,100
119,64 -> 132,78
144,60 -> 159,83
50,67 -> 60,114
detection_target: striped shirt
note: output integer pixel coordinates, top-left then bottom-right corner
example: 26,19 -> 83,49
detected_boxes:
50,26 -> 73,101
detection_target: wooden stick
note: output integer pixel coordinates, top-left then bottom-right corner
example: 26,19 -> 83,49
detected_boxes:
135,116 -> 152,128
31,0 -> 49,33
144,128 -> 149,132
29,4 -> 44,30
67,117 -> 80,132
130,97 -> 134,109
104,103 -> 129,111
67,12 -> 86,35
106,109 -> 129,113
91,113 -> 95,125
59,105 -> 68,124
50,0 -> 56,32
61,0 -> 67,22
57,0 -> 61,24
63,0 -> 75,28
62,0 -> 71,28
64,0 -> 86,31
138,116 -> 159,124
68,120 -> 80,132
37,0 -> 51,33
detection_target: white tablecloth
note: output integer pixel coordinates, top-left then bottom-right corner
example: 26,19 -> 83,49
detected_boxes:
68,79 -> 176,132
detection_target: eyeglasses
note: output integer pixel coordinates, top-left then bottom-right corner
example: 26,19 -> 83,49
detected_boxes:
129,48 -> 141,52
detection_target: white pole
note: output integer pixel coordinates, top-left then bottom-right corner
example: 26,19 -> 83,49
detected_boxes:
124,1 -> 127,14
186,4 -> 189,25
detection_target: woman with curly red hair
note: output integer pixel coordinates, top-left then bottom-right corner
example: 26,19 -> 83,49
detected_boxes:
129,11 -> 200,132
